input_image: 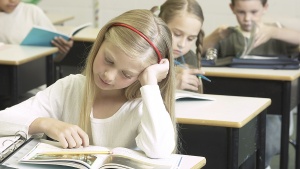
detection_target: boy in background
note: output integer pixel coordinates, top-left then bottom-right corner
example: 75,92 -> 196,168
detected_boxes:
203,0 -> 300,58
204,0 -> 300,169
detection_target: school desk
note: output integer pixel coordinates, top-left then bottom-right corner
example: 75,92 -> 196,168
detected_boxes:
176,94 -> 270,169
0,44 -> 58,105
201,67 -> 300,169
46,13 -> 74,25
52,27 -> 99,78
0,138 -> 206,169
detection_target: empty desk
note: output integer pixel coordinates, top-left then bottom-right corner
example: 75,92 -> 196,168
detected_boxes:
176,94 -> 271,169
202,67 -> 300,169
0,44 -> 58,106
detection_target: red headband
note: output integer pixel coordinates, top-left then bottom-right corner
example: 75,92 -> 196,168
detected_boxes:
110,23 -> 162,63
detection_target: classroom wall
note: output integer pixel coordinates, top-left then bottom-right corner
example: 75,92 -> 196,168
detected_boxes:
38,0 -> 300,35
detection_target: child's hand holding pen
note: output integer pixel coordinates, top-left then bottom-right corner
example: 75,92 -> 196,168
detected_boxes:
174,60 -> 211,82
174,56 -> 211,92
175,66 -> 203,91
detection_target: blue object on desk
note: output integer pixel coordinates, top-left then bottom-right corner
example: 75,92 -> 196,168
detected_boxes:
21,26 -> 69,47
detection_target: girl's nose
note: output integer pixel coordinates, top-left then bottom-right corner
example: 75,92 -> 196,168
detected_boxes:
103,70 -> 117,84
177,38 -> 186,49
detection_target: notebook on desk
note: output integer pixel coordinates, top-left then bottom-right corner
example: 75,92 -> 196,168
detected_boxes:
230,55 -> 300,69
21,23 -> 92,47
175,90 -> 215,101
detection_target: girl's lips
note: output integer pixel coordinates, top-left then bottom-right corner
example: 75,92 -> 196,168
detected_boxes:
99,75 -> 110,85
173,50 -> 182,55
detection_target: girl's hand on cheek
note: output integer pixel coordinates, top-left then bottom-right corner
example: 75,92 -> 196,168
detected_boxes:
138,58 -> 169,86
30,117 -> 89,149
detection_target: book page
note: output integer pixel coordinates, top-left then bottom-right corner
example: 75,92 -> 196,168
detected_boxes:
20,143 -> 111,169
240,55 -> 279,59
109,147 -> 181,168
70,22 -> 92,36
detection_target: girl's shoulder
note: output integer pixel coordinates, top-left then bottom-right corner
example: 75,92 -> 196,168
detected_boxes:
55,74 -> 86,88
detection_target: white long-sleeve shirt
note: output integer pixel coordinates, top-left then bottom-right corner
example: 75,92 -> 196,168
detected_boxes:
0,2 -> 55,44
0,74 -> 175,158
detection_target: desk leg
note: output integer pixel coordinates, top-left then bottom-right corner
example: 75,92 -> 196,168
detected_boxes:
11,66 -> 19,105
296,105 -> 300,169
257,110 -> 266,169
280,82 -> 291,169
46,55 -> 55,86
228,128 -> 239,169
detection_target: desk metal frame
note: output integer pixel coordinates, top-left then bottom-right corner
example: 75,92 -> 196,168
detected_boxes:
179,110 -> 266,169
0,55 -> 54,105
203,76 -> 298,169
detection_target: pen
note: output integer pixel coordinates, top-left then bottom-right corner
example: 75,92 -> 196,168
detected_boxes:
197,74 -> 211,82
174,59 -> 211,82
39,151 -> 112,155
177,156 -> 183,169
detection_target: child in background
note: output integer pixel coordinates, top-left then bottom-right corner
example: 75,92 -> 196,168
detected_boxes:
0,0 -> 73,62
0,9 -> 177,158
203,0 -> 300,58
152,0 -> 205,93
203,0 -> 300,168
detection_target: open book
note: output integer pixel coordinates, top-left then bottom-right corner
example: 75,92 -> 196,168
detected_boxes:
19,142 -> 181,169
231,55 -> 300,69
176,90 -> 215,101
21,23 -> 92,46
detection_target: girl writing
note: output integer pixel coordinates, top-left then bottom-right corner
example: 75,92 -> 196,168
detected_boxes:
154,0 -> 206,92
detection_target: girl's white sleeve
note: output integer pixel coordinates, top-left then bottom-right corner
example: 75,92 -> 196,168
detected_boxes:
136,85 -> 176,158
0,77 -> 71,137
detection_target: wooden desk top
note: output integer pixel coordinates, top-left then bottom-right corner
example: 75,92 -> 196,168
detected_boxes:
0,45 -> 58,65
176,94 -> 271,128
55,26 -> 98,43
202,67 -> 300,81
73,27 -> 99,42
47,13 -> 74,25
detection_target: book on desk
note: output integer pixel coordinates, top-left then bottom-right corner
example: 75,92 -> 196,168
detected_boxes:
176,90 -> 215,101
21,23 -> 92,47
18,141 -> 181,169
201,55 -> 300,69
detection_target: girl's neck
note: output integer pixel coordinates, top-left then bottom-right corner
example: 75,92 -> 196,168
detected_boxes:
96,88 -> 126,99
93,89 -> 128,119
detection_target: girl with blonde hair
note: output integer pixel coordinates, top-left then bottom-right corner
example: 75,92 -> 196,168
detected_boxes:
0,9 -> 177,158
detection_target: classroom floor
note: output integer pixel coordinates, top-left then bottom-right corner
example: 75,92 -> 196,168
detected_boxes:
270,112 -> 297,169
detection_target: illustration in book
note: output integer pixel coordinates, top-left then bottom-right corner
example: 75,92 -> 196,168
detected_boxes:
20,142 -> 181,169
